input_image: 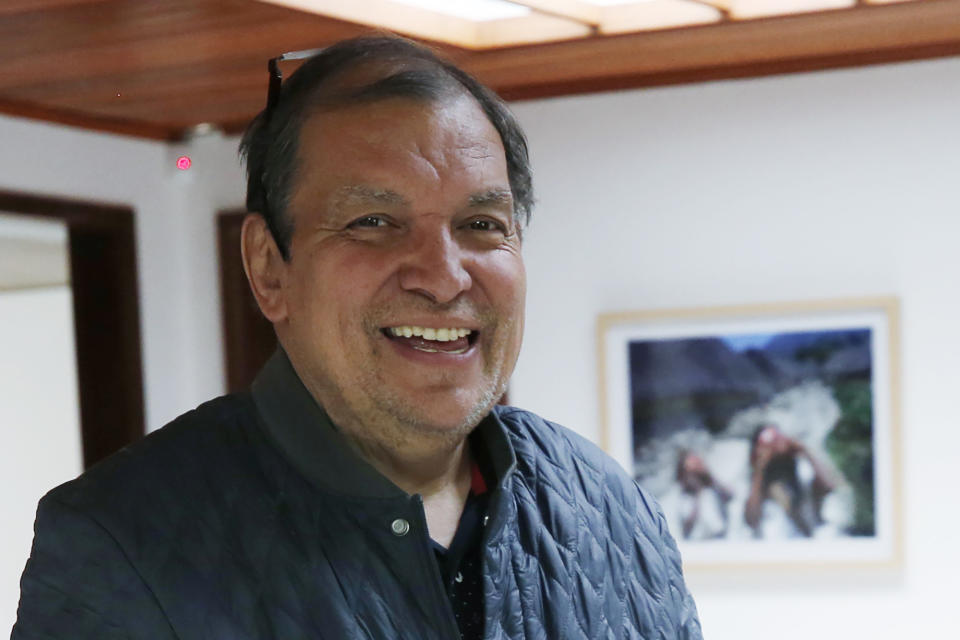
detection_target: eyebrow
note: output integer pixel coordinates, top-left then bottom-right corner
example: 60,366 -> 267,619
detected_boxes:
328,185 -> 409,210
328,185 -> 513,212
467,188 -> 513,209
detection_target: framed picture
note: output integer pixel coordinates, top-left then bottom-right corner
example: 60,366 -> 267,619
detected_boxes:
597,298 -> 901,570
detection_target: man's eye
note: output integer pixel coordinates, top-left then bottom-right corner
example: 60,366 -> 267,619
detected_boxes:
466,219 -> 506,233
348,215 -> 387,229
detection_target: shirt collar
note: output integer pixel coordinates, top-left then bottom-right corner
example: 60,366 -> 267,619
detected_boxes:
250,349 -> 516,499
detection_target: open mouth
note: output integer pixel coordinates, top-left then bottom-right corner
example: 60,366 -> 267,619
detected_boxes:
381,325 -> 477,354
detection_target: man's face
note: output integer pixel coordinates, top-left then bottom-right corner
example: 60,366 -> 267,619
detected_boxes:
273,94 -> 525,447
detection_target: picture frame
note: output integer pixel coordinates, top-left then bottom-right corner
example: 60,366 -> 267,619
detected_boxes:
597,298 -> 901,570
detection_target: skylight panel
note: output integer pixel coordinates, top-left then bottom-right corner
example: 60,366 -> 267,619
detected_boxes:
579,0 -> 654,5
392,0 -> 531,21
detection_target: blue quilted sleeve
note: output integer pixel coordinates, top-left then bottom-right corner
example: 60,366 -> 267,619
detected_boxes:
12,495 -> 175,640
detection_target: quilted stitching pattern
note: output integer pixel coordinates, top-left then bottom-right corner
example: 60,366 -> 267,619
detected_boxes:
486,408 -> 703,640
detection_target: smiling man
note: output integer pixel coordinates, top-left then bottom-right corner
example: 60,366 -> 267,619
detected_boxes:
13,37 -> 701,639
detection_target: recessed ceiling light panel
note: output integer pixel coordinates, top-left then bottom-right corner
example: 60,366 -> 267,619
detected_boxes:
579,0 -> 656,6
391,0 -> 531,21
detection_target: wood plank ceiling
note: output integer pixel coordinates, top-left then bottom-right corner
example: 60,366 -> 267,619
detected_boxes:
1,0 -> 959,141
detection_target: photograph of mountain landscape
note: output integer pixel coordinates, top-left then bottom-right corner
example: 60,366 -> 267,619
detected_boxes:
598,300 -> 899,568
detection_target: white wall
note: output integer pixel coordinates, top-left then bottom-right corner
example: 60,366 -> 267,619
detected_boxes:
0,287 -> 83,632
2,54 -> 959,638
508,57 -> 960,639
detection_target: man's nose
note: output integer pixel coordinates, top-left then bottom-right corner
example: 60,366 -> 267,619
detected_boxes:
397,227 -> 472,304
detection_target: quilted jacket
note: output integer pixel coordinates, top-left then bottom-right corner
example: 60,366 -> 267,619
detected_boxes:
13,351 -> 702,639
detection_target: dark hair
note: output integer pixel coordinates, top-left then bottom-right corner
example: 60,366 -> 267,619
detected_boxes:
239,36 -> 534,259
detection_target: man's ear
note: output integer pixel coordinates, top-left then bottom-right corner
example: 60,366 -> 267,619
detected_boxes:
241,213 -> 288,323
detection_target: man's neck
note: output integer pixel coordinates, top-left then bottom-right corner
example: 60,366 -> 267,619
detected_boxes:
345,430 -> 473,548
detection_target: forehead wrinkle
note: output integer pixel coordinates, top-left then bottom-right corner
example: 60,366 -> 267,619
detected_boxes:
457,139 -> 495,160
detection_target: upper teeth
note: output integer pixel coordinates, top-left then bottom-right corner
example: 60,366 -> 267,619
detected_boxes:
388,326 -> 472,342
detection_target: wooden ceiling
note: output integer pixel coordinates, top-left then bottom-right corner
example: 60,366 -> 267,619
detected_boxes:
2,0 -> 960,141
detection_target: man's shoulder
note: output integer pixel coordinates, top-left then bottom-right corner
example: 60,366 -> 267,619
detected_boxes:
43,393 -> 262,519
492,406 -> 655,521
490,412 -> 700,638
493,406 -> 623,476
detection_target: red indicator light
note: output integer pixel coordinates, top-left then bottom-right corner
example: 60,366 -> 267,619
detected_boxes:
176,156 -> 192,170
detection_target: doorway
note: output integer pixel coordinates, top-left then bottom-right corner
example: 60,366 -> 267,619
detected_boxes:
0,190 -> 145,468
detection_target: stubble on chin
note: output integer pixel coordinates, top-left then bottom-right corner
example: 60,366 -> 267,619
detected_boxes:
360,363 -> 504,452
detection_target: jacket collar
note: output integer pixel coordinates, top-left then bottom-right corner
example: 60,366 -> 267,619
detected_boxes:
250,349 -> 516,499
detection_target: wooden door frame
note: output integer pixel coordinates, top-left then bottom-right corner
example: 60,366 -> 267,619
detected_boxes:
0,189 -> 145,469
